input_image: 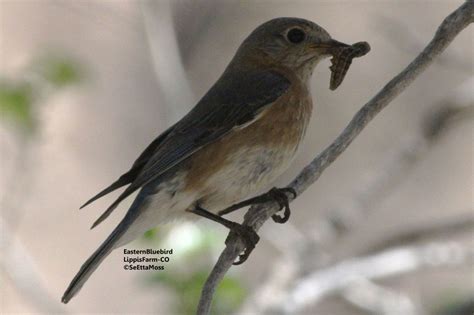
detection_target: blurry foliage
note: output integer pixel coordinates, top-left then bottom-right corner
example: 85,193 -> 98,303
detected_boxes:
0,54 -> 83,134
0,82 -> 35,130
143,227 -> 159,241
152,270 -> 246,315
33,56 -> 83,87
142,226 -> 247,314
433,292 -> 474,315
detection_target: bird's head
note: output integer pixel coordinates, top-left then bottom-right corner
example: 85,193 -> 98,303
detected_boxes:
233,17 -> 351,82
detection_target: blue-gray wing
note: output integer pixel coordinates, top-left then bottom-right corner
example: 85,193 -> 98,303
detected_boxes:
90,69 -> 290,228
80,126 -> 175,209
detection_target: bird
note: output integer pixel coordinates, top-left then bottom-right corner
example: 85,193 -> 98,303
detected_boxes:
62,17 -> 360,304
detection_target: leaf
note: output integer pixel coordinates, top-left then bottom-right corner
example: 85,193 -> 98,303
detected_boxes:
143,228 -> 158,241
0,82 -> 35,129
38,57 -> 82,87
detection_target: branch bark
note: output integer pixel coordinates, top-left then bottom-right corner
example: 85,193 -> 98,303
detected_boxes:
196,2 -> 473,314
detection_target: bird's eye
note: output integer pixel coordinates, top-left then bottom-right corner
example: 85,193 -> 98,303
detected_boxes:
286,28 -> 306,44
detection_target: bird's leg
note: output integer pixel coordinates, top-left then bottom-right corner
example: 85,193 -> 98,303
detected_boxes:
218,187 -> 297,224
188,205 -> 260,265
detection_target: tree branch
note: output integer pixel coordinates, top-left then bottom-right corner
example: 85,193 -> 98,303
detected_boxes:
196,2 -> 473,314
281,241 -> 473,313
341,279 -> 420,315
362,212 -> 474,255
140,0 -> 195,123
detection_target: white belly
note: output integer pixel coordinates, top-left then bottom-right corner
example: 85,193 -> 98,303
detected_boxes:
114,172 -> 198,247
199,144 -> 298,212
115,144 -> 296,247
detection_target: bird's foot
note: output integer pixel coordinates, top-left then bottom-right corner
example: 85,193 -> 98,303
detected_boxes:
212,186 -> 296,264
218,187 -> 297,220
187,205 -> 260,265
266,187 -> 297,224
225,223 -> 260,265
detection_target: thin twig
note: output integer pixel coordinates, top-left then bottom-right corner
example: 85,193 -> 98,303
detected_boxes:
341,279 -> 420,315
140,0 -> 195,123
196,2 -> 473,314
362,212 -> 474,255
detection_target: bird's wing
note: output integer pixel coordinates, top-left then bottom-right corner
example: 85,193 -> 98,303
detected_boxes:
90,69 -> 291,228
79,126 -> 175,209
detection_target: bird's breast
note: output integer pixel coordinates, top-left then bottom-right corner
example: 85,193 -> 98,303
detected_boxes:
185,81 -> 313,211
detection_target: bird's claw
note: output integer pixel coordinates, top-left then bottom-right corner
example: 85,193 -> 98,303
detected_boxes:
267,187 -> 296,224
221,187 -> 295,264
225,223 -> 260,265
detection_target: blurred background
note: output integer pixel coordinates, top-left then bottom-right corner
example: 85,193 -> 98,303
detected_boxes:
0,1 -> 472,314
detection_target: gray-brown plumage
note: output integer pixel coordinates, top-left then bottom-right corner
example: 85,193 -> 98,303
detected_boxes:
62,17 -> 368,304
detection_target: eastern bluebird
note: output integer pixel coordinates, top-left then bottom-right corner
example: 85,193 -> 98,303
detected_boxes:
62,17 -> 369,303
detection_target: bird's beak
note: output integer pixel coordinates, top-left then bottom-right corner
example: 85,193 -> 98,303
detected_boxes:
311,39 -> 350,56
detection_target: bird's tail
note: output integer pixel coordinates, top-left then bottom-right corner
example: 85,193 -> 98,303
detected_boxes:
61,212 -> 138,304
